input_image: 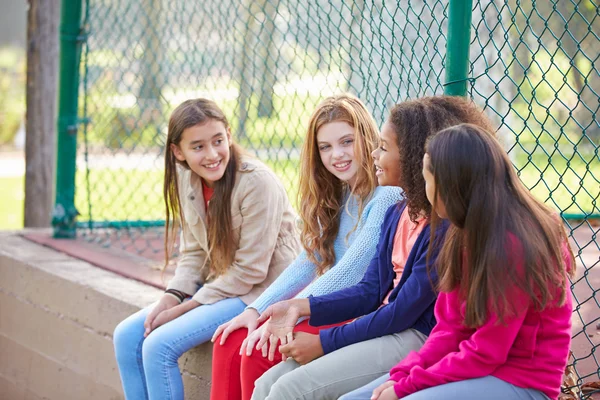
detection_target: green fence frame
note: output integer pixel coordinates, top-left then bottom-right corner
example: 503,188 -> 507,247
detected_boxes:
53,0 -> 84,238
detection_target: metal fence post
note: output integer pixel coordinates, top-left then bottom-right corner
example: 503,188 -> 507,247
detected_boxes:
52,0 -> 84,238
444,0 -> 474,97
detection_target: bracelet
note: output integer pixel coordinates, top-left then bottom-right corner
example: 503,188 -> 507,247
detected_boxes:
164,289 -> 186,303
164,292 -> 183,304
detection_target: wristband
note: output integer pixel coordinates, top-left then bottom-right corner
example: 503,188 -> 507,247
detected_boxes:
164,289 -> 185,303
164,292 -> 183,304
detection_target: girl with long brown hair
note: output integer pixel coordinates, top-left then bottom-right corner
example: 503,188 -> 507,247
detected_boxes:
208,94 -> 403,400
112,98 -> 301,400
250,96 -> 497,400
350,123 -> 574,400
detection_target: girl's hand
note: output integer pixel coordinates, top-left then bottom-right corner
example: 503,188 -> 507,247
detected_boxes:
212,308 -> 260,345
240,322 -> 268,357
371,381 -> 397,400
144,294 -> 180,337
256,299 -> 310,352
279,332 -> 324,365
146,299 -> 200,336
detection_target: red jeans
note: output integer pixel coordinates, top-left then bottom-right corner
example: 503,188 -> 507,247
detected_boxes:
210,320 -> 343,400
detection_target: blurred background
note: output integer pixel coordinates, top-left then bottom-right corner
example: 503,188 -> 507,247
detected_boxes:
0,0 -> 598,395
0,0 -> 26,229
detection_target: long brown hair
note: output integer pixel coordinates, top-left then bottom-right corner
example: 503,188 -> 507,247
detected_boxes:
299,94 -> 379,274
426,123 -> 575,327
164,98 -> 242,276
387,96 -> 495,221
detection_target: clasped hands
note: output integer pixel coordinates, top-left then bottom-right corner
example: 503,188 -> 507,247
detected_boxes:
212,298 -> 323,365
143,293 -> 200,337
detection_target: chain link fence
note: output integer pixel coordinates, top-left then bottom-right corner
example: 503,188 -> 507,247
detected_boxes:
59,0 -> 599,394
468,2 -> 599,395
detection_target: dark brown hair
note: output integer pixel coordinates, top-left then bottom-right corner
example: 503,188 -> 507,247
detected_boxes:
387,96 -> 495,221
164,98 -> 242,276
299,94 -> 379,274
426,123 -> 575,327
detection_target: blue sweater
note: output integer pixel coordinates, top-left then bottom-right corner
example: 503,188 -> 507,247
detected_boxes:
248,186 -> 403,314
308,201 -> 449,354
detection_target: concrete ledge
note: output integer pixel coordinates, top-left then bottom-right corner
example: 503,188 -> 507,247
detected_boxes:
0,231 -> 212,399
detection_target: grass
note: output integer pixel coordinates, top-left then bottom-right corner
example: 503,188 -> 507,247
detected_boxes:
0,176 -> 24,229
0,153 -> 597,231
0,159 -> 301,229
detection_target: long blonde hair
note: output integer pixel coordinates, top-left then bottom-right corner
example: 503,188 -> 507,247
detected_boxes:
299,94 -> 379,275
164,98 -> 242,276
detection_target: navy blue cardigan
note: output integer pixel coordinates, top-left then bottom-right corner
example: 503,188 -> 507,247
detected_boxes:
308,201 -> 449,354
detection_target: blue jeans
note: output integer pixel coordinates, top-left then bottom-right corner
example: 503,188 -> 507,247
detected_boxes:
339,374 -> 550,400
113,297 -> 246,400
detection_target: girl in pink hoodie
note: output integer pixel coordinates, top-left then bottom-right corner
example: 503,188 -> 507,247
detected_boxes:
343,123 -> 574,400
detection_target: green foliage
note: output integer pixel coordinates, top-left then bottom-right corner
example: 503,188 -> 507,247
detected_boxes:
0,47 -> 25,146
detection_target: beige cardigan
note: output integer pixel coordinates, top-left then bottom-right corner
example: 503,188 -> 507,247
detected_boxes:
166,156 -> 301,305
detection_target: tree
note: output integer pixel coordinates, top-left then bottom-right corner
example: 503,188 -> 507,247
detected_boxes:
237,0 -> 280,139
24,0 -> 60,227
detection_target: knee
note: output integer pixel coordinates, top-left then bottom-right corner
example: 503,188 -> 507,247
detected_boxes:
261,372 -> 304,400
338,391 -> 365,400
253,371 -> 276,400
141,331 -> 178,367
113,318 -> 141,361
239,346 -> 264,371
213,329 -> 246,361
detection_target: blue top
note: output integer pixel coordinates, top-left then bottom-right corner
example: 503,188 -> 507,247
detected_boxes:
248,186 -> 403,314
308,201 -> 450,354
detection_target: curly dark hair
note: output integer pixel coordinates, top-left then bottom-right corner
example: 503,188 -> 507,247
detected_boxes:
388,96 -> 495,222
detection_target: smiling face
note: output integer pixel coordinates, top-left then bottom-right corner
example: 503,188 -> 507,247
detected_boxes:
422,153 -> 447,218
316,121 -> 359,187
170,119 -> 232,187
372,122 -> 402,187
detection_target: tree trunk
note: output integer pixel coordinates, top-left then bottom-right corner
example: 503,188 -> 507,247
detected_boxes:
257,0 -> 279,119
138,0 -> 162,120
24,0 -> 60,227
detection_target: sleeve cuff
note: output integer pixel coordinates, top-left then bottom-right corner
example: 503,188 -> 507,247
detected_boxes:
394,382 -> 405,399
247,298 -> 269,314
166,279 -> 199,297
318,327 -> 336,354
307,295 -> 331,326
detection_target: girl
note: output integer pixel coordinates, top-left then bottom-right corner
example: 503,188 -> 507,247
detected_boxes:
112,98 -> 301,400
251,96 -> 497,400
349,123 -> 574,400
209,94 -> 403,400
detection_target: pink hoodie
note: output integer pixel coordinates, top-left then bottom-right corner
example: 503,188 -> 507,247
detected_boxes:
389,243 -> 573,400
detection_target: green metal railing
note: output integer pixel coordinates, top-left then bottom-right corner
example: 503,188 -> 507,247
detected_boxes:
54,0 -> 599,395
53,0 -> 84,238
444,0 -> 473,97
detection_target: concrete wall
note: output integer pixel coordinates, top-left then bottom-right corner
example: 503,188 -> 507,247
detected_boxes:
0,231 -> 213,399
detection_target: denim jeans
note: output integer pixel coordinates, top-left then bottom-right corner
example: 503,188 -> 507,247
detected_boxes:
113,297 -> 246,400
339,374 -> 550,400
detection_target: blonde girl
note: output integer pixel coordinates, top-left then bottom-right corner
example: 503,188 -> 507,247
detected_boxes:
209,94 -> 403,400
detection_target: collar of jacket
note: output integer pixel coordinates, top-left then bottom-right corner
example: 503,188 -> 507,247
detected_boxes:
183,156 -> 259,224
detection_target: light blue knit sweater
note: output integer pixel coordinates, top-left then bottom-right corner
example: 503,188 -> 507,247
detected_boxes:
248,186 -> 403,314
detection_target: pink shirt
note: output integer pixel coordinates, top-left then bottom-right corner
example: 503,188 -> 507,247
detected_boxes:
383,209 -> 427,304
389,240 -> 573,400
